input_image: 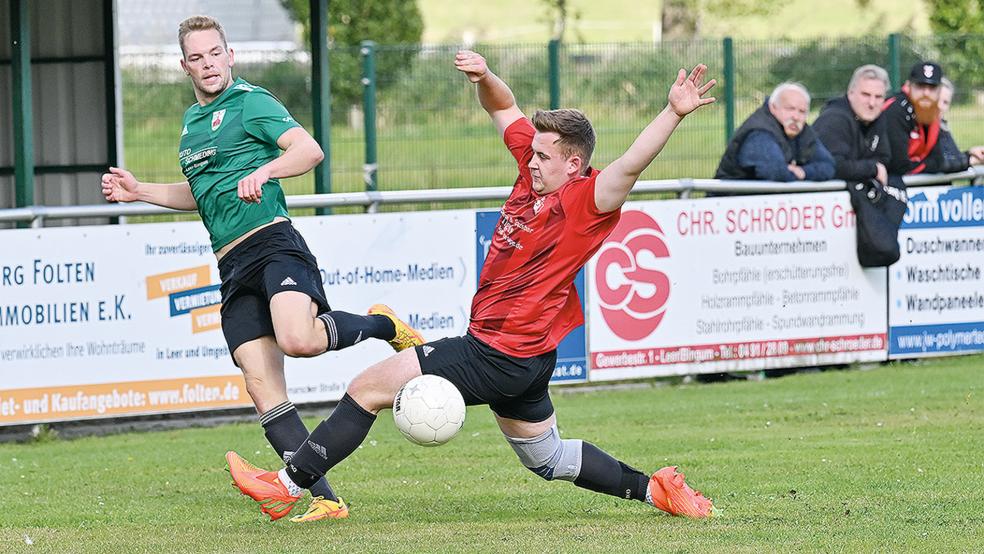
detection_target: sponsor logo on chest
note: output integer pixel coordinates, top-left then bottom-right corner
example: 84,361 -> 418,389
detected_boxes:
211,109 -> 226,132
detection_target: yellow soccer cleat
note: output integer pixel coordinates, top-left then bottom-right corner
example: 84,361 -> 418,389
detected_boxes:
368,304 -> 424,352
289,496 -> 350,522
226,451 -> 301,521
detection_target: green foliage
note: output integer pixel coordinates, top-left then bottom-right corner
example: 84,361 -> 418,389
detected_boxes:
280,0 -> 424,110
768,38 -> 925,102
926,0 -> 984,33
924,1 -> 984,94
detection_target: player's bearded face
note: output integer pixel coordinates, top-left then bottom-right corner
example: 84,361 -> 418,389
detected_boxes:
529,132 -> 581,195
181,30 -> 234,100
907,82 -> 941,125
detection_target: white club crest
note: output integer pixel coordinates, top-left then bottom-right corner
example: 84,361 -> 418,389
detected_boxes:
923,65 -> 934,79
533,197 -> 545,215
211,109 -> 226,132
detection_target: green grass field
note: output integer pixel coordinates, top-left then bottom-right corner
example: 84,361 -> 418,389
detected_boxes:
2,355 -> 982,552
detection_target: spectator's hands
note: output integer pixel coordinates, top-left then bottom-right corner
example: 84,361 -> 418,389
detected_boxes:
455,50 -> 488,83
875,162 -> 888,187
238,167 -> 270,203
968,146 -> 984,165
668,64 -> 716,117
787,163 -> 806,180
101,167 -> 140,203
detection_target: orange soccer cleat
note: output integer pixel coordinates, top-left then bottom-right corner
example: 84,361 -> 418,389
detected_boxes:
226,451 -> 301,521
647,466 -> 714,518
368,304 -> 425,352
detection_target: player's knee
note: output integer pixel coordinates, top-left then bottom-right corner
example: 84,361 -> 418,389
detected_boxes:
277,333 -> 322,358
505,425 -> 582,482
345,373 -> 388,413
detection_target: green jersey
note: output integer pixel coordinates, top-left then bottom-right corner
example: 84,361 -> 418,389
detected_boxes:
178,78 -> 301,251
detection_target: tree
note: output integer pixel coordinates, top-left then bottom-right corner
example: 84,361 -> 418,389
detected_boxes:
280,0 -> 424,114
660,0 -> 782,40
538,0 -> 582,42
926,0 -> 984,33
925,0 -> 984,93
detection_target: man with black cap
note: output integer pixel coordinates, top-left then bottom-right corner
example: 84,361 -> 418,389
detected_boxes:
881,61 -> 970,175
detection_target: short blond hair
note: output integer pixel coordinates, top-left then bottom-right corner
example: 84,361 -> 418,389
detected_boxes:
531,109 -> 596,175
178,15 -> 228,57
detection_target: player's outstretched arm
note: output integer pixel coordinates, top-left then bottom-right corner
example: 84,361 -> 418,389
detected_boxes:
455,50 -> 525,136
595,64 -> 716,213
236,127 -> 324,203
100,167 -> 198,211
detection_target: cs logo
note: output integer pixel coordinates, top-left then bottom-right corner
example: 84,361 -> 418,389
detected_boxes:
594,210 -> 670,340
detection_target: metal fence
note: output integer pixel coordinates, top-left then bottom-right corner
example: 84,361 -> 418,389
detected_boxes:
120,34 -> 984,199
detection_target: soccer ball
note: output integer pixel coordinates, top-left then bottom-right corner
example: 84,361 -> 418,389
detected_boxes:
392,375 -> 466,446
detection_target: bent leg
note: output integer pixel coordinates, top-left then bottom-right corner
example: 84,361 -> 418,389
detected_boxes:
269,291 -> 396,357
233,337 -> 337,501
496,412 -> 649,501
284,347 -> 423,488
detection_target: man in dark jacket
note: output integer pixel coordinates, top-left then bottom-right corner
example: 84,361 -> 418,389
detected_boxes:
937,77 -> 984,170
715,82 -> 835,182
814,64 -> 892,186
882,61 -> 971,175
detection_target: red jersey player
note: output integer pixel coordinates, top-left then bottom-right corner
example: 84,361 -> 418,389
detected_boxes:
227,50 -> 717,521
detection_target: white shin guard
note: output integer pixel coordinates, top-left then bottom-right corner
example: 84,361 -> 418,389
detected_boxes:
505,424 -> 583,482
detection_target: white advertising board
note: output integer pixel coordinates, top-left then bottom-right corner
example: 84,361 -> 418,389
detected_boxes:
587,192 -> 888,381
889,185 -> 984,358
0,211 -> 476,425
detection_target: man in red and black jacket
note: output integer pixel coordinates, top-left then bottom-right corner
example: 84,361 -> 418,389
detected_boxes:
882,61 -> 970,175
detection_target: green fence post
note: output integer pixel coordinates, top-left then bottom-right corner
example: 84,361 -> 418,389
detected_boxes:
548,39 -> 560,110
888,33 -> 902,91
361,40 -> 378,192
723,37 -> 735,142
310,0 -> 331,215
12,0 -> 34,214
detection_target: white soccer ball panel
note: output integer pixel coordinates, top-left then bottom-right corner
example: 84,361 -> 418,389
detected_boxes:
407,421 -> 438,444
392,375 -> 466,446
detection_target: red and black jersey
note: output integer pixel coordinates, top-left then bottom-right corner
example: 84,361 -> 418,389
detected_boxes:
880,92 -> 968,175
468,118 -> 621,358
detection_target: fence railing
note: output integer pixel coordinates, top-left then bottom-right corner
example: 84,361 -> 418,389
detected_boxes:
112,33 -> 984,202
2,168 -> 980,228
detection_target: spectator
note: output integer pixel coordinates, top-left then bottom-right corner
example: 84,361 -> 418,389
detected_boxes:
715,82 -> 835,182
813,64 -> 892,186
882,61 -> 973,174
937,77 -> 984,168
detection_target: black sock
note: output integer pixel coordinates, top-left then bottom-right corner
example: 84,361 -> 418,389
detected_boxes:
573,442 -> 649,501
285,393 -> 377,488
259,401 -> 338,501
317,311 -> 395,352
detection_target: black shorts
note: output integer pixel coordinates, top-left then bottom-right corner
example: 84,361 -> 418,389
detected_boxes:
415,333 -> 557,423
217,221 -> 330,362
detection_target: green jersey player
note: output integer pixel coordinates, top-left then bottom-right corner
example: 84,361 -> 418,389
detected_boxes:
100,15 -> 422,522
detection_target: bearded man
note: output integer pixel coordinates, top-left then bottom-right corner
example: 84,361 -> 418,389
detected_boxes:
881,61 -> 965,175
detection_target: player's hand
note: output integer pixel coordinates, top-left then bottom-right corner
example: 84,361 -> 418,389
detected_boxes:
455,50 -> 488,83
788,163 -> 806,180
875,162 -> 888,186
667,64 -> 716,117
967,145 -> 984,165
101,167 -> 140,203
238,167 -> 270,203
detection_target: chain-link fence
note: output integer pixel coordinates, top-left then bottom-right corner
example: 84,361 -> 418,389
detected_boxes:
121,34 -> 984,203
